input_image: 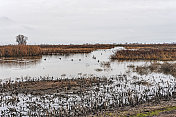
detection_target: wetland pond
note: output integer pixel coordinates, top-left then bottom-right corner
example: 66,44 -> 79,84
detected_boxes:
0,47 -> 176,116
1,47 -> 151,79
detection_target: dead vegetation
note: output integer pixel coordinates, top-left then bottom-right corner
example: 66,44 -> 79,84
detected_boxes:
100,62 -> 111,68
122,43 -> 176,49
0,45 -> 41,57
0,77 -> 108,95
132,80 -> 152,86
39,44 -> 116,49
0,74 -> 175,116
111,44 -> 176,61
0,44 -> 116,57
133,62 -> 176,77
40,44 -> 116,54
41,48 -> 95,54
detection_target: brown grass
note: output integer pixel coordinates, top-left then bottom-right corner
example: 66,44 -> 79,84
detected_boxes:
0,44 -> 116,57
134,62 -> 176,77
122,43 -> 176,49
39,44 -> 116,49
111,48 -> 176,61
40,44 -> 116,54
2,77 -> 107,95
0,45 -> 41,57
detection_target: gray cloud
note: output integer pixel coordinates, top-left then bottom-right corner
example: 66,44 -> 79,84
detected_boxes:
0,0 -> 176,44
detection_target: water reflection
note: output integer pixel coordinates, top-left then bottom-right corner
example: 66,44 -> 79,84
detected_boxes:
0,47 -> 176,116
0,56 -> 42,67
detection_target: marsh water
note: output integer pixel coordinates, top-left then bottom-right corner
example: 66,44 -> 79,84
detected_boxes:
0,47 -> 149,80
0,47 -> 176,116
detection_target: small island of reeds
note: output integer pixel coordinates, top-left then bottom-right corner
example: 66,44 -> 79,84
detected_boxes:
111,43 -> 176,61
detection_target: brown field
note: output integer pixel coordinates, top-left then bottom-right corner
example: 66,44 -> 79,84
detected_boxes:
0,44 -> 116,57
111,44 -> 176,61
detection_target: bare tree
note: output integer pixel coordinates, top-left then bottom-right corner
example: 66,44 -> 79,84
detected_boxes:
16,34 -> 28,45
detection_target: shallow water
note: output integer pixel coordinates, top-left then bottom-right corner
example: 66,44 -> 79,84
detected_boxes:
0,47 -> 176,116
0,73 -> 175,116
0,47 -> 151,79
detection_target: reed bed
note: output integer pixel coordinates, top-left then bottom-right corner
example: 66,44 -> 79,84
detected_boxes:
40,44 -> 116,55
122,43 -> 176,49
0,45 -> 41,57
111,48 -> 176,61
39,44 -> 116,49
0,44 -> 116,57
41,48 -> 95,54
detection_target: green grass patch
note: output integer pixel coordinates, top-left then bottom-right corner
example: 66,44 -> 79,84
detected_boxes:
130,106 -> 176,117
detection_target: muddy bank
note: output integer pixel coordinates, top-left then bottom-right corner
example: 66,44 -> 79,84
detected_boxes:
0,77 -> 108,95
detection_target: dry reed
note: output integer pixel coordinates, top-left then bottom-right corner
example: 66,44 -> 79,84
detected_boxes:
0,45 -> 41,57
111,49 -> 176,61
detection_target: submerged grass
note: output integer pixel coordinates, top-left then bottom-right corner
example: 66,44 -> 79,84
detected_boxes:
134,62 -> 176,78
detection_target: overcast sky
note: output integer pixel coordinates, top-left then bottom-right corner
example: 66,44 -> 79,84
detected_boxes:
0,0 -> 176,45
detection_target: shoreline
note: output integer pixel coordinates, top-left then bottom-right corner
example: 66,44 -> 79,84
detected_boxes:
0,75 -> 175,116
